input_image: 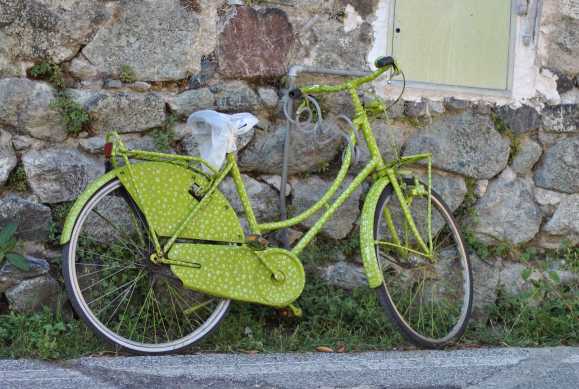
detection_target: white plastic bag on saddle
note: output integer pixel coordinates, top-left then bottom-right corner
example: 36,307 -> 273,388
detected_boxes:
187,110 -> 258,171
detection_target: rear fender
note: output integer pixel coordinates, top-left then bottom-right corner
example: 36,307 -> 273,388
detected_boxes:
60,170 -> 119,245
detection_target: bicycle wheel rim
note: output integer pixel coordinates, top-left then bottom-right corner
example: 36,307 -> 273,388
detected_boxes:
64,179 -> 230,354
375,183 -> 472,346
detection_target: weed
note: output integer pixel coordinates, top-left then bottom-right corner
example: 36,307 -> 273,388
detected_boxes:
29,61 -> 90,135
29,62 -> 65,89
119,64 -> 137,84
491,113 -> 521,164
50,95 -> 90,135
0,308 -> 104,360
5,165 -> 28,192
465,264 -> 578,347
0,223 -> 29,271
47,202 -> 74,247
150,114 -> 178,151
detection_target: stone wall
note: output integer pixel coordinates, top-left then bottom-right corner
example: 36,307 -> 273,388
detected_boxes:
0,0 -> 577,315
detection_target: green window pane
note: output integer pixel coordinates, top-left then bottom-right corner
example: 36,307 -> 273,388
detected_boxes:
392,0 -> 512,90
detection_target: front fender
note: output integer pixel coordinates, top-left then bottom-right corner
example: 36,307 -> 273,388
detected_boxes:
360,176 -> 390,288
60,170 -> 119,245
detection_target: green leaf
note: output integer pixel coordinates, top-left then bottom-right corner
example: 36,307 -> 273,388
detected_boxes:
6,253 -> 30,272
548,271 -> 561,284
0,237 -> 17,253
0,223 -> 18,245
521,268 -> 532,281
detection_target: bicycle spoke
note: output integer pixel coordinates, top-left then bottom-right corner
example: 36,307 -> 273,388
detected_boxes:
67,179 -> 229,353
375,181 -> 471,345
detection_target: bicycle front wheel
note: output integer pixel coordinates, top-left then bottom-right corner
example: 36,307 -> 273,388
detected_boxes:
63,179 -> 230,355
373,178 -> 473,348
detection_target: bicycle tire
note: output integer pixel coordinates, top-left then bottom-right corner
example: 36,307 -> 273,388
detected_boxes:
373,178 -> 473,348
63,178 -> 230,355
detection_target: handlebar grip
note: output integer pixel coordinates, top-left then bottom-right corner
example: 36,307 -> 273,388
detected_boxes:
288,88 -> 303,99
375,56 -> 396,69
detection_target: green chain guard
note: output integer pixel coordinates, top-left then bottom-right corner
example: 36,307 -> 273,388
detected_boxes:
168,244 -> 306,307
117,162 -> 245,243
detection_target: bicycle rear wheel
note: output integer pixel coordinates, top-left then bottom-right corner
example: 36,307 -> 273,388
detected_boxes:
373,178 -> 472,348
63,179 -> 230,355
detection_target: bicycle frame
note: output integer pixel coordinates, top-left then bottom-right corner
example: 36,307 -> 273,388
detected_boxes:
98,65 -> 433,271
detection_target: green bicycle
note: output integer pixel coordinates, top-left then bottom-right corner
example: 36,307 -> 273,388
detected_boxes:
61,57 -> 473,354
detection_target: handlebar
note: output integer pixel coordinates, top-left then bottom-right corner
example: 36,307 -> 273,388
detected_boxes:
289,56 -> 399,98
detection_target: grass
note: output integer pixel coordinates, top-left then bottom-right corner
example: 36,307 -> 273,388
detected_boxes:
4,165 -> 28,193
0,239 -> 576,360
150,114 -> 178,152
119,65 -> 137,84
0,308 -> 103,360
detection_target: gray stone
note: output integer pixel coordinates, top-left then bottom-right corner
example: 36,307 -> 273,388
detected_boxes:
213,81 -> 261,112
414,170 -> 468,212
104,79 -> 123,89
260,175 -> 291,197
168,88 -> 215,118
220,174 -> 279,222
68,54 -> 100,80
540,0 -> 579,75
79,135 -> 158,154
0,1 -> 114,68
292,175 -> 362,240
428,100 -> 445,115
471,169 -> 542,245
5,275 -> 61,314
11,135 -> 43,151
555,72 -> 576,95
470,254 -> 500,320
534,136 -> 579,193
404,112 -> 511,179
217,6 -> 294,80
22,148 -> 103,203
0,129 -> 16,185
239,119 -> 344,175
543,194 -> 579,245
404,100 -> 429,118
0,193 -> 52,241
257,88 -> 280,108
130,82 -> 152,92
495,105 -> 541,134
444,97 -> 469,111
71,91 -> 166,134
475,180 -> 489,198
511,137 -> 543,175
542,104 -> 578,133
293,16 -> 372,70
0,78 -> 66,141
355,122 -> 407,170
534,187 -> 567,216
82,0 -> 216,81
319,261 -> 367,290
189,54 -> 218,90
0,256 -> 49,294
499,262 -> 541,296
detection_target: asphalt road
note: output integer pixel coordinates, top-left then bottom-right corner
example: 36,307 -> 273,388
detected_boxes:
1,347 -> 578,389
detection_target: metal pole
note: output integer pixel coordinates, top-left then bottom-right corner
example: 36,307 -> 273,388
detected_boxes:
279,65 -> 374,249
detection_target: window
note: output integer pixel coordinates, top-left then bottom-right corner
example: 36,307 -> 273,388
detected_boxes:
391,0 -> 514,90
